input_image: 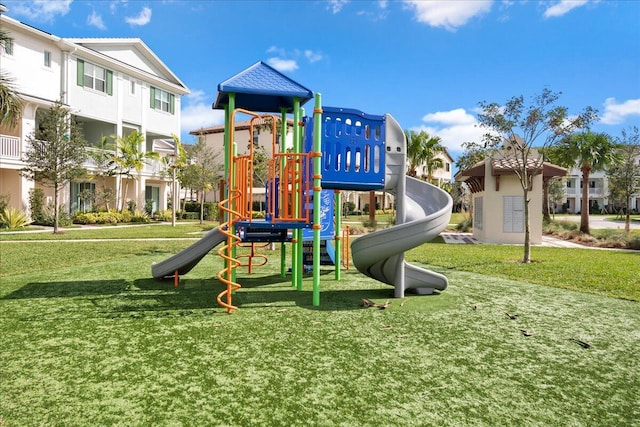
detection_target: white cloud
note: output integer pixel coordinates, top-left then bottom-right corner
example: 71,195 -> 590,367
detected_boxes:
304,50 -> 323,63
413,108 -> 485,152
266,47 -> 323,71
180,90 -> 225,138
327,0 -> 349,14
422,108 -> 476,126
600,98 -> 640,125
267,58 -> 299,72
543,0 -> 589,18
87,11 -> 106,30
125,6 -> 152,26
403,0 -> 493,31
355,0 -> 389,21
10,0 -> 72,23
266,46 -> 286,56
109,0 -> 127,14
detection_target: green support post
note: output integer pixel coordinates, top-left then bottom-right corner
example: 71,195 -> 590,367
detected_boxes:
312,94 -> 322,306
224,94 -> 236,283
296,106 -> 305,291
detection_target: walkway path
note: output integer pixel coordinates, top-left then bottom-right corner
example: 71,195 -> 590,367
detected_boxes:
440,232 -> 591,248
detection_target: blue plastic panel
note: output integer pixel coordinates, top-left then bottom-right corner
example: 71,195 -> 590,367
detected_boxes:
302,190 -> 335,241
306,107 -> 386,190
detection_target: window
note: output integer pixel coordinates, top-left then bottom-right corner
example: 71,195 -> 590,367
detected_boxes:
445,163 -> 450,172
474,197 -> 483,230
76,59 -> 113,95
71,182 -> 96,213
130,80 -> 136,95
503,196 -> 524,233
145,186 -> 160,214
3,39 -> 13,55
566,180 -> 573,188
86,62 -> 105,92
44,50 -> 51,67
150,86 -> 175,114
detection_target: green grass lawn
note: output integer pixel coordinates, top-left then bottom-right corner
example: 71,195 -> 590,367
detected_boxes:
1,229 -> 639,426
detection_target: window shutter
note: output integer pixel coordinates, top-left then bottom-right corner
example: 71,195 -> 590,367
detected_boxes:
170,94 -> 175,114
150,87 -> 156,108
77,59 -> 84,86
106,70 -> 113,95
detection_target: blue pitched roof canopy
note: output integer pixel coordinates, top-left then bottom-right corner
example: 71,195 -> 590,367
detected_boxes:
213,61 -> 314,113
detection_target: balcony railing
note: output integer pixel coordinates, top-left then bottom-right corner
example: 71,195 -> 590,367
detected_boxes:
0,135 -> 21,159
83,147 -> 168,178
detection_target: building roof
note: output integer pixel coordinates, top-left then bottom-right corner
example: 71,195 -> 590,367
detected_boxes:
65,38 -> 189,94
213,61 -> 313,113
0,15 -> 189,94
455,153 -> 567,193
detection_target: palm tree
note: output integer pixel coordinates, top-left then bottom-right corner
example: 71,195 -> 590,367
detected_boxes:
111,131 -> 159,212
554,131 -> 619,234
87,136 -> 118,211
0,28 -> 22,129
405,130 -> 445,181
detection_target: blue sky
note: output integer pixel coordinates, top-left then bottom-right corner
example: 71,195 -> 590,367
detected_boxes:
3,0 -> 639,163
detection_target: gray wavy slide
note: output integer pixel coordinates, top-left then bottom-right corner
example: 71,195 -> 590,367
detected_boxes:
151,227 -> 225,279
351,176 -> 452,298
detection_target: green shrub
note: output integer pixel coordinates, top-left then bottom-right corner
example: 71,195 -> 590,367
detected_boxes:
456,217 -> 472,232
183,201 -> 218,220
0,207 -> 31,229
362,219 -> 377,231
37,204 -> 72,227
628,237 -> 640,250
73,210 -> 128,225
28,188 -> 46,224
0,194 -> 9,213
130,210 -> 150,223
252,210 -> 265,219
154,210 -> 173,221
120,210 -> 132,223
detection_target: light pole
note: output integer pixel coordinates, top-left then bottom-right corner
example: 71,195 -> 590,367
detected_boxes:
169,151 -> 178,227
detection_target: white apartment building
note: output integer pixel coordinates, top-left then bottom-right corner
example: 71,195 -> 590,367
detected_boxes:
0,13 -> 189,216
562,165 -> 640,214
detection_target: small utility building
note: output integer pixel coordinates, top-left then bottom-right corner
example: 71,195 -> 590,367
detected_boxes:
455,151 -> 566,245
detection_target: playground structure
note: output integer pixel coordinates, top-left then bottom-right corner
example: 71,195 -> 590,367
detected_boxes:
151,61 -> 452,312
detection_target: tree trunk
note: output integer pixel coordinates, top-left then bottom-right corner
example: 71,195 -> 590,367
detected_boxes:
625,199 -> 631,233
369,191 -> 376,228
523,189 -> 531,263
53,184 -> 60,234
200,190 -> 204,224
542,177 -> 550,223
580,167 -> 591,234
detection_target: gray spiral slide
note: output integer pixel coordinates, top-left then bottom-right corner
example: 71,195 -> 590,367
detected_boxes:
151,227 -> 225,279
351,114 -> 453,298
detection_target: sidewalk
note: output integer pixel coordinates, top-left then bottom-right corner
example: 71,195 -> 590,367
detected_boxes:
441,232 -> 601,249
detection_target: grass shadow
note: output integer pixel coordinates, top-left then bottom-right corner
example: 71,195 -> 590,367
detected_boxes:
2,279 -> 130,299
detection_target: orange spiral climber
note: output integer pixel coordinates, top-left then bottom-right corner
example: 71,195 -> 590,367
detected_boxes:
216,188 -> 243,314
